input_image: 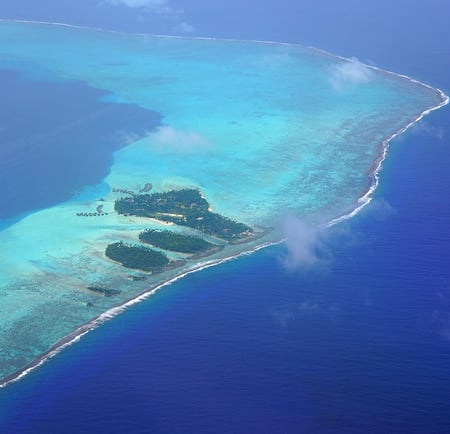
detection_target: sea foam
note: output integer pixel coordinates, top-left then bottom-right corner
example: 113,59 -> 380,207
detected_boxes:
0,19 -> 447,387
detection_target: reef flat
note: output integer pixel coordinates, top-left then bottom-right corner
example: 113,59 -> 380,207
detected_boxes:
0,20 -> 447,386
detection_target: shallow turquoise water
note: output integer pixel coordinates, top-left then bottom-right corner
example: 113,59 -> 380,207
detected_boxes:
0,20 -> 445,383
0,21 -> 442,223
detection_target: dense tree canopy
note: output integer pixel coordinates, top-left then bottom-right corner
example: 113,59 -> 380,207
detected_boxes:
105,242 -> 169,272
115,189 -> 253,241
139,229 -> 216,253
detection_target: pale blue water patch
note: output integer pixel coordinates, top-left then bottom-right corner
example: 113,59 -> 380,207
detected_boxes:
0,21 -> 443,223
0,20 -> 445,384
71,181 -> 111,202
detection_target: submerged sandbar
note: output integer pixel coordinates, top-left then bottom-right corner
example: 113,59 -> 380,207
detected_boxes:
0,20 -> 447,387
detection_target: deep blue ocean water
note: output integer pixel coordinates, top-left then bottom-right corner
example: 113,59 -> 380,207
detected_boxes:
0,68 -> 161,221
1,2 -> 450,433
0,107 -> 449,434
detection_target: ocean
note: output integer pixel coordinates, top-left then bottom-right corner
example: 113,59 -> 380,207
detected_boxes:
2,134 -> 450,434
0,68 -> 161,221
1,3 -> 450,434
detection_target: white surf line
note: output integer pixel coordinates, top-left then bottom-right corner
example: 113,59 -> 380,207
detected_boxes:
0,19 -> 448,97
0,239 -> 279,389
0,17 -> 448,387
1,19 -> 447,115
328,91 -> 449,227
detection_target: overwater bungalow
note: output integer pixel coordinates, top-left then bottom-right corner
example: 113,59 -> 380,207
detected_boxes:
139,183 -> 153,193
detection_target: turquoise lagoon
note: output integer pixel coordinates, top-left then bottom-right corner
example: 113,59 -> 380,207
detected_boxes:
0,20 -> 446,384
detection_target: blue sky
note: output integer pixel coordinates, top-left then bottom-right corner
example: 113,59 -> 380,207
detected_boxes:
0,1 -> 449,87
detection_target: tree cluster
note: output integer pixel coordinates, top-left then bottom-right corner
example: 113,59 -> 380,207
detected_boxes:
105,241 -> 169,272
115,188 -> 253,241
139,229 -> 215,253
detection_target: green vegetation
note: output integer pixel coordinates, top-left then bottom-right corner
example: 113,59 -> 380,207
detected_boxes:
139,229 -> 217,254
87,286 -> 121,297
115,189 -> 253,241
115,188 -> 208,216
105,241 -> 169,272
185,211 -> 251,241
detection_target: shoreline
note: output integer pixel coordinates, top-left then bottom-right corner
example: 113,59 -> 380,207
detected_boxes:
0,240 -> 278,389
328,90 -> 448,226
0,19 -> 448,388
0,18 -> 448,97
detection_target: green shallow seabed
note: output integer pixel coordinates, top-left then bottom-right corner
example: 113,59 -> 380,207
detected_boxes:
0,21 -> 445,382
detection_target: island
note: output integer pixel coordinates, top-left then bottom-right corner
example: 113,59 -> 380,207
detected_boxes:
105,241 -> 170,272
139,229 -> 223,255
114,189 -> 254,242
105,190 -> 255,272
1,19 -> 447,390
86,286 -> 121,297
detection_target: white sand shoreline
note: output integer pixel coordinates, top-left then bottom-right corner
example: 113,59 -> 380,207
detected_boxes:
0,18 -> 448,388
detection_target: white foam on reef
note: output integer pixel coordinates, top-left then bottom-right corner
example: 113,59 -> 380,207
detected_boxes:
0,18 -> 448,388
0,19 -> 447,95
329,88 -> 449,226
0,19 -> 445,90
0,240 -> 277,389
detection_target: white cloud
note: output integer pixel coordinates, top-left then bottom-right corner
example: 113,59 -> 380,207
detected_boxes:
105,0 -> 170,12
271,301 -> 337,328
271,308 -> 296,328
329,57 -> 373,91
102,0 -> 195,33
410,120 -> 445,141
280,215 -> 330,271
148,126 -> 212,153
366,198 -> 397,221
257,51 -> 293,69
177,21 -> 195,33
